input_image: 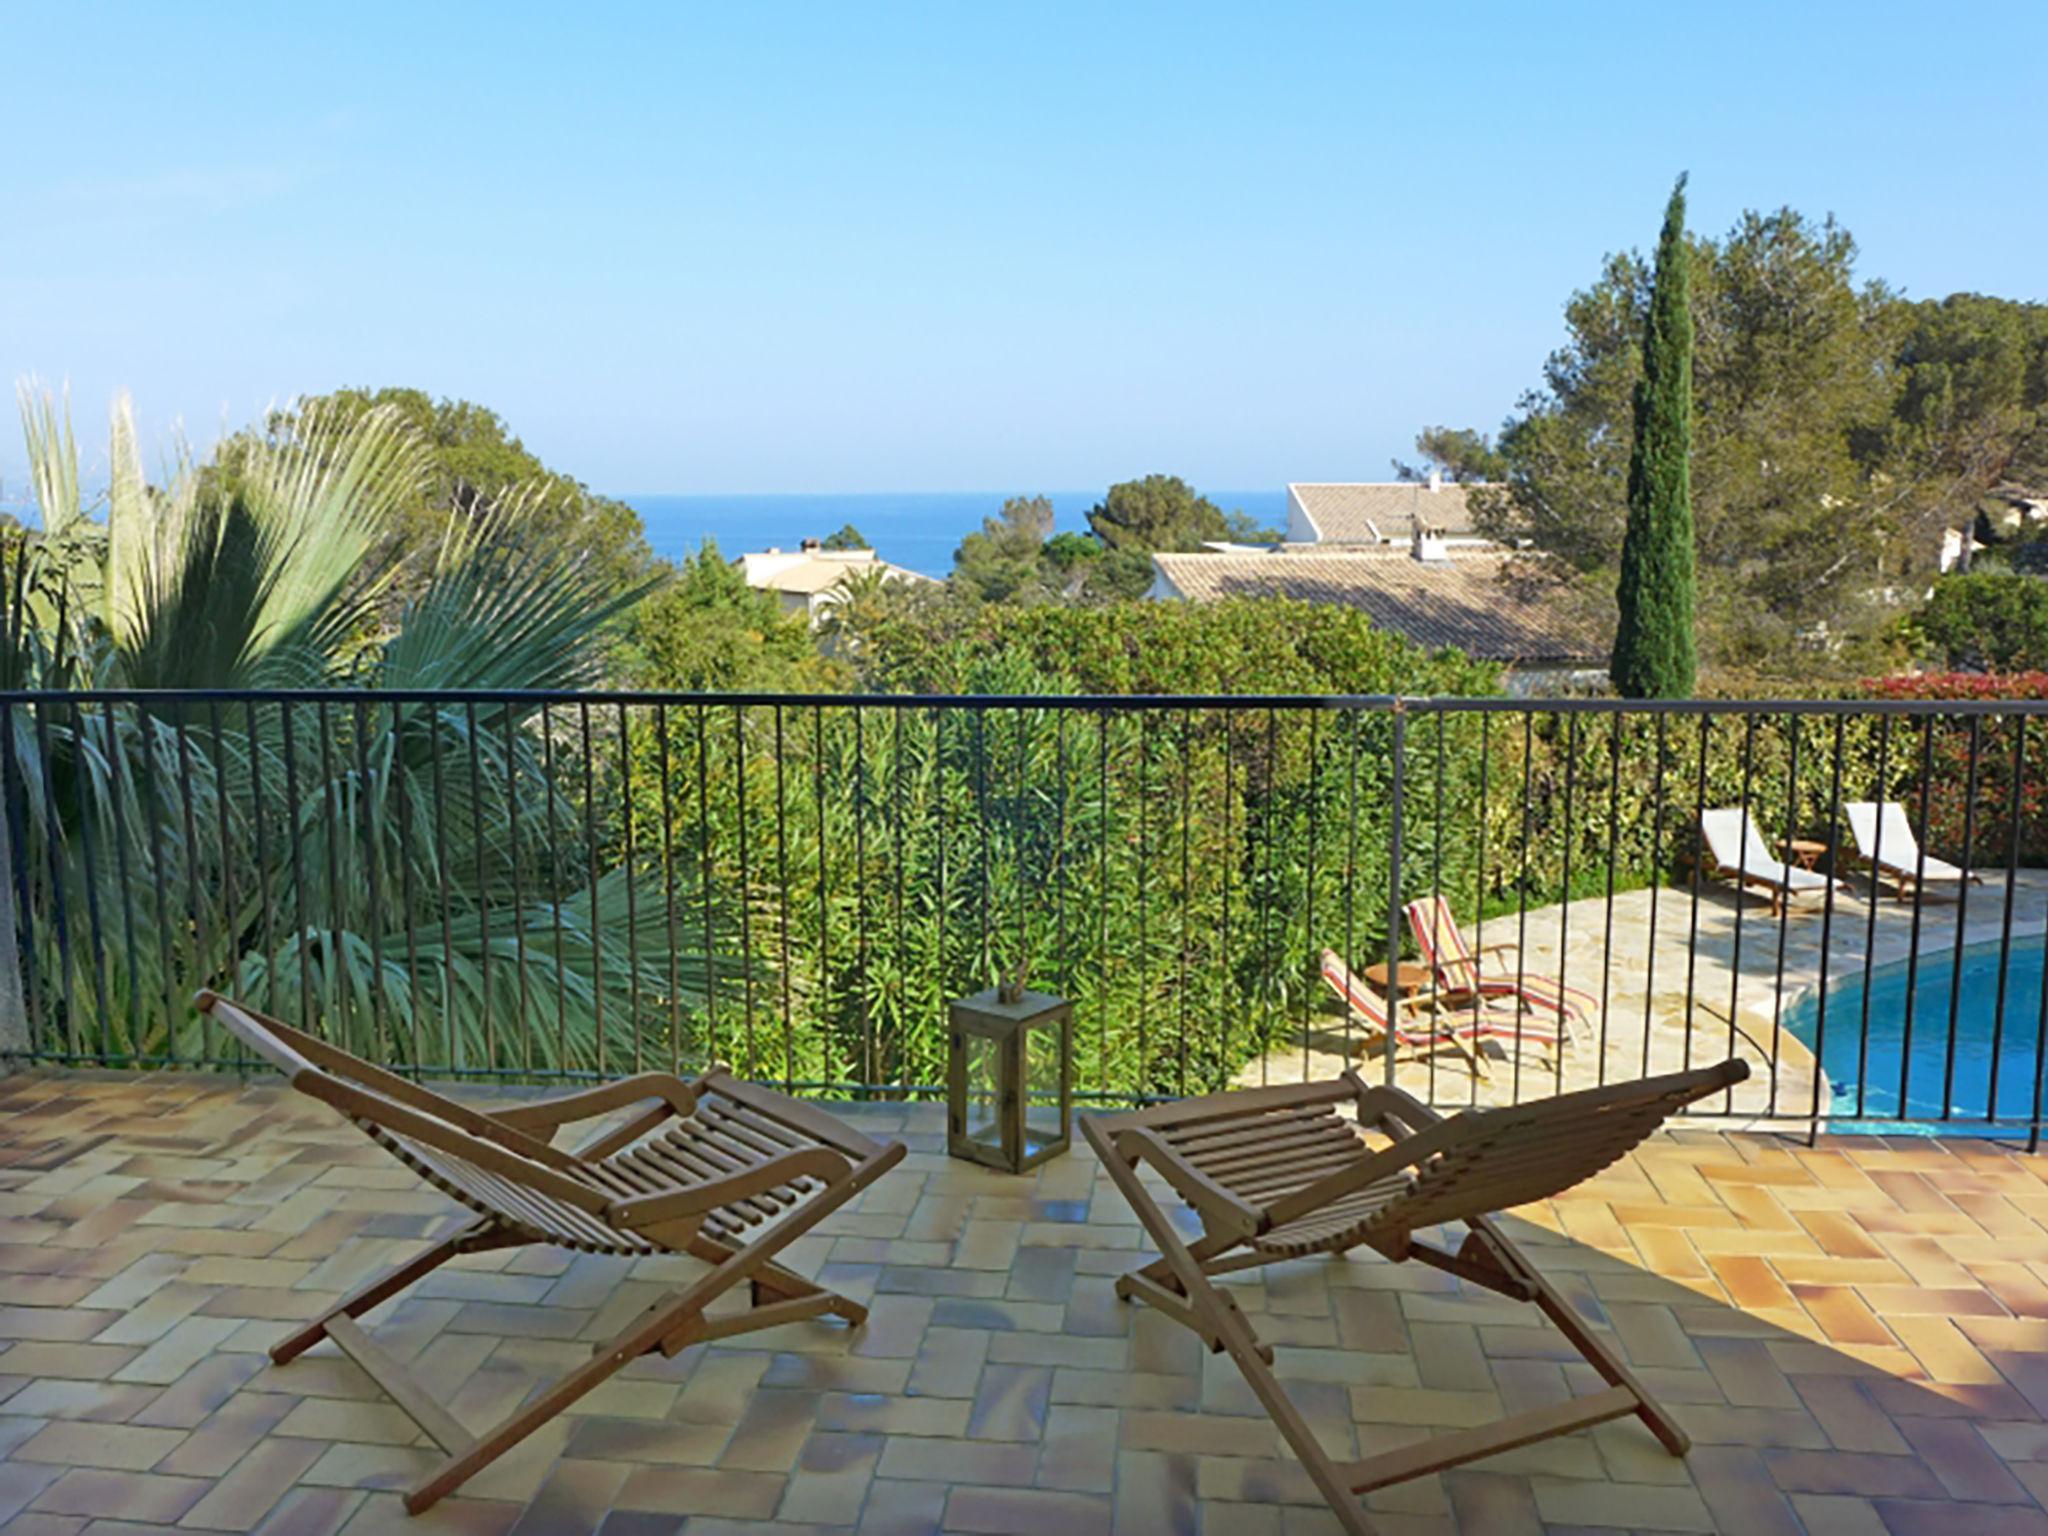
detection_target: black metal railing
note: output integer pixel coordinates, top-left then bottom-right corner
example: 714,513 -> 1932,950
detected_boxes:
3,689 -> 2045,1138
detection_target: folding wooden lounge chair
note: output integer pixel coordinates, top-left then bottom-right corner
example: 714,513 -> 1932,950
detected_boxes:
1845,801 -> 1983,901
1084,1059 -> 1748,1535
1699,807 -> 1850,917
1319,949 -> 1563,1077
1401,894 -> 1594,1043
196,992 -> 905,1515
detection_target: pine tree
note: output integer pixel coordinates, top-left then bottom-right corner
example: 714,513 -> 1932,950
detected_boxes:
1610,174 -> 1699,698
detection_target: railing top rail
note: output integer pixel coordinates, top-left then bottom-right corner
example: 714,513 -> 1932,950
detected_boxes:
2,687 -> 2046,717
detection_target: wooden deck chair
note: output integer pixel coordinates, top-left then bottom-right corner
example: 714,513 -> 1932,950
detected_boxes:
1319,949 -> 1564,1077
1698,807 -> 1848,917
1083,1059 -> 1748,1535
196,992 -> 905,1515
1402,894 -> 1595,1042
1845,801 -> 1983,901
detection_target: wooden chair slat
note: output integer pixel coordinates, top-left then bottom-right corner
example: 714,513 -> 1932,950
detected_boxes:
1085,1059 -> 1745,1534
194,991 -> 905,1517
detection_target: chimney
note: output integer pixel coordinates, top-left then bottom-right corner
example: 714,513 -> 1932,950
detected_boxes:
1427,469 -> 1441,493
800,537 -> 821,553
1411,517 -> 1449,564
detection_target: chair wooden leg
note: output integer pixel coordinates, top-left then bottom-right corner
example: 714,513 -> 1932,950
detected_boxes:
1466,1214 -> 1688,1456
1083,1119 -> 1376,1536
271,1219 -> 500,1364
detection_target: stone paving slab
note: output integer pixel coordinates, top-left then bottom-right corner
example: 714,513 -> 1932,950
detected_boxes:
5,1075 -> 2048,1531
1245,872 -> 2048,1132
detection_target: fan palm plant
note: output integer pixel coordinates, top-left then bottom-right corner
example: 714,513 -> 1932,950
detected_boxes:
6,385 -> 713,1075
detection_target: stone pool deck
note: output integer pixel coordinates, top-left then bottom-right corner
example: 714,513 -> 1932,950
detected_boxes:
1243,872 -> 2048,1129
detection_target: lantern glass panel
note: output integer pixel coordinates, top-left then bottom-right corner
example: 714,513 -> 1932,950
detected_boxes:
959,1031 -> 1004,1154
1024,1020 -> 1064,1159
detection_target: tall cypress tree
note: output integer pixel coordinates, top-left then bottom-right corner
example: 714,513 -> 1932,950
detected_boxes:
1610,174 -> 1698,698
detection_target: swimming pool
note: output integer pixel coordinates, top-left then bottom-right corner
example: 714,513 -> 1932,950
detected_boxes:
1787,937 -> 2048,1133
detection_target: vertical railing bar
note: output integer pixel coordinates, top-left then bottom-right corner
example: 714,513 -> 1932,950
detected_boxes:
1728,708 -> 1761,1105
31,703 -> 79,1059
655,703 -> 679,1074
1178,707 -> 1192,1098
731,703 -> 754,1080
464,701 -> 491,1073
1384,702 -> 1405,1091
774,704 -> 793,1093
540,704 -> 569,1073
813,706 -> 831,1091
1681,713 -> 1710,1076
1015,706 -> 1028,995
203,699 -> 235,1035
1263,707 -> 1277,1090
1301,709 -> 1320,1087
110,701 -> 145,1053
1475,710 -> 1490,1107
281,701 -> 312,1038
1600,710 -> 1621,1090
933,706 -> 947,1082
1137,709 -> 1150,1095
172,711 -> 208,1061
1942,715 -> 1981,1123
620,702 -> 642,1076
1223,708 -> 1237,1077
1426,708 -> 1444,1107
1767,712 -> 1799,1117
1097,708 -> 1110,1095
316,701 -> 348,1054
1512,709 -> 1533,1107
503,704 -> 529,1076
69,699 -> 112,1055
1856,714 -> 1891,1121
1641,713 -> 1668,1080
975,708 -> 990,983
1810,713 -> 1845,1142
390,701 -> 421,1073
1340,709 -> 1361,1064
1056,710 -> 1069,1003
581,702 -> 605,1076
1,703 -> 44,1053
853,704 -> 870,1092
1898,717 -> 1935,1121
422,706 -> 454,1071
1988,715 -> 2025,1125
353,700 -> 387,1068
1557,710 -> 1576,1099
893,705 -> 907,1090
693,703 -> 712,1073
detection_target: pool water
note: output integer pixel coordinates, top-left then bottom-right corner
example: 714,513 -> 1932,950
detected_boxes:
1787,938 -> 2047,1132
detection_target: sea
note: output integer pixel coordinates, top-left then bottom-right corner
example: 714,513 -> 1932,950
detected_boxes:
618,491 -> 1291,579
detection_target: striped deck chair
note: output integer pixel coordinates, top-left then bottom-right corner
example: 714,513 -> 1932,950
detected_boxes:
1084,1059 -> 1748,1535
1404,894 -> 1596,1042
198,992 -> 905,1515
1319,950 -> 1563,1077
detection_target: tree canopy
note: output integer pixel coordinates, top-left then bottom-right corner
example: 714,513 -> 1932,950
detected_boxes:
1084,475 -> 1281,599
1610,175 -> 1699,699
623,538 -> 839,692
1393,426 -> 1507,484
223,387 -> 662,603
1460,204 -> 2048,676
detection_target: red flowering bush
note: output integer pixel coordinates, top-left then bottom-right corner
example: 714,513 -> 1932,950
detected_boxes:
1857,672 -> 2048,864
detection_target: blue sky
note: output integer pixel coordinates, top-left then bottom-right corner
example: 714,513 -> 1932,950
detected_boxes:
3,2 -> 2042,498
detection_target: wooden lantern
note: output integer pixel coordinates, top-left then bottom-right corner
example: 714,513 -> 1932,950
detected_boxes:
947,986 -> 1072,1173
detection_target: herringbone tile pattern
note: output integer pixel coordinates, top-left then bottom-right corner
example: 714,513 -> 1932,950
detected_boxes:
4,1074 -> 2048,1533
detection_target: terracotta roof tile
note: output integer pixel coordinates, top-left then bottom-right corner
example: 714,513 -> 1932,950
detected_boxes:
1151,549 -> 1602,666
1288,482 -> 1480,543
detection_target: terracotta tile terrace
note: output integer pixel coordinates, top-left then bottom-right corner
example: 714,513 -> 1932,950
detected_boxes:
5,1073 -> 2048,1535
